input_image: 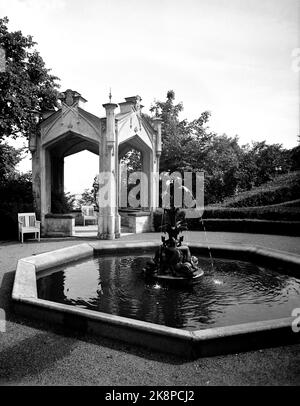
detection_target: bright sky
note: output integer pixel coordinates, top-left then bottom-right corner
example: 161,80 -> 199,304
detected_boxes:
1,0 -> 299,194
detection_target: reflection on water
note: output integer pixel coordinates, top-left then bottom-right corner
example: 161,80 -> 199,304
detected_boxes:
37,254 -> 300,330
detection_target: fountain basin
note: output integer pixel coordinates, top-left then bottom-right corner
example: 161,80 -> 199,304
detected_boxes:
12,242 -> 300,358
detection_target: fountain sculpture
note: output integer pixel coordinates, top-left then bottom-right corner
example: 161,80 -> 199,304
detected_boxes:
144,182 -> 204,281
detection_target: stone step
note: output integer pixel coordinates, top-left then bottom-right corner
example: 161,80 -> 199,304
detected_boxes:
75,226 -> 98,233
121,226 -> 133,233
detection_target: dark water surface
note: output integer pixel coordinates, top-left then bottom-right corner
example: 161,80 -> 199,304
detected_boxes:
37,254 -> 300,330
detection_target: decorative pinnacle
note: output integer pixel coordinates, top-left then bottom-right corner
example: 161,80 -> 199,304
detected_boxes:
154,105 -> 162,118
109,88 -> 112,103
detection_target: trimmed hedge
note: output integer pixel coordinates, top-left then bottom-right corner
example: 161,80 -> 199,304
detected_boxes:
273,199 -> 300,207
203,207 -> 300,221
153,207 -> 300,236
153,206 -> 300,225
195,219 -> 300,236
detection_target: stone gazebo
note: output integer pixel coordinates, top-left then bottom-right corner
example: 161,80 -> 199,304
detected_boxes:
29,89 -> 162,239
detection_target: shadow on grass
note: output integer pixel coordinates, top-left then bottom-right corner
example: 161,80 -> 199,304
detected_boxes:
0,271 -> 186,367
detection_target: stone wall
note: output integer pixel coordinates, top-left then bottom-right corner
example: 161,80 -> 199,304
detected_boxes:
120,211 -> 153,233
44,214 -> 75,237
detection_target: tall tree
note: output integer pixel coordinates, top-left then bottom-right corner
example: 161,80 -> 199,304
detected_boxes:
150,90 -> 212,172
237,141 -> 291,190
0,17 -> 60,140
149,90 -> 293,204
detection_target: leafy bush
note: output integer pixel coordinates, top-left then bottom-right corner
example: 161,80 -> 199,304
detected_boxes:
0,173 -> 34,240
51,191 -> 75,213
290,145 -> 300,171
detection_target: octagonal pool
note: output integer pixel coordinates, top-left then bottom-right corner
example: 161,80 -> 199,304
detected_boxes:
36,253 -> 300,331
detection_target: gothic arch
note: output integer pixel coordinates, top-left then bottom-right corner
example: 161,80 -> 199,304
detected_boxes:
30,89 -> 162,239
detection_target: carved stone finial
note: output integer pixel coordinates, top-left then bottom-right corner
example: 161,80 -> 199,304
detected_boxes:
154,106 -> 161,117
59,89 -> 87,107
65,89 -> 74,106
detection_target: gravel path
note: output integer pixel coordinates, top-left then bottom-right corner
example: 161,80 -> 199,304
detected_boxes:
0,232 -> 300,386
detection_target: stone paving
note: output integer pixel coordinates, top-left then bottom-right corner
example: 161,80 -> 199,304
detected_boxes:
0,231 -> 300,385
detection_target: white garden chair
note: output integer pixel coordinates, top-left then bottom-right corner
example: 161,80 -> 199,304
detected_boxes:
81,205 -> 97,226
18,213 -> 41,243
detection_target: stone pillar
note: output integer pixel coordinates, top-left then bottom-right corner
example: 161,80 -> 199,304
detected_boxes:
142,150 -> 151,210
51,155 -> 64,197
98,102 -> 120,239
151,117 -> 162,210
40,147 -> 51,235
114,121 -> 121,237
29,132 -> 41,219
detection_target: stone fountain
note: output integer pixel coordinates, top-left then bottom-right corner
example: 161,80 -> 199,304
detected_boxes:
144,182 -> 204,280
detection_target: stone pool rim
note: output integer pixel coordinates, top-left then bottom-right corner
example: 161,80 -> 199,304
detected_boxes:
12,242 -> 300,358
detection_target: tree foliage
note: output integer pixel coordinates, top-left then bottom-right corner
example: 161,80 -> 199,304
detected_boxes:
289,144 -> 300,171
0,18 -> 61,238
76,176 -> 99,209
0,141 -> 23,183
0,143 -> 33,239
0,17 -> 60,140
51,191 -> 75,213
120,149 -> 142,174
77,188 -> 96,207
151,90 -> 293,204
